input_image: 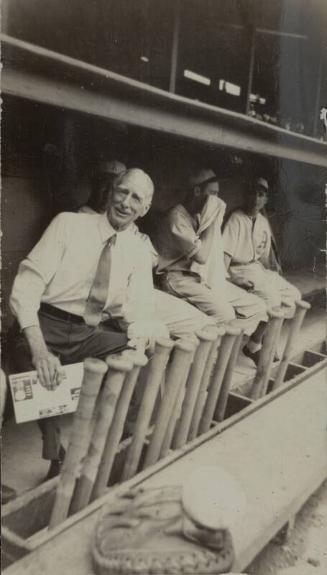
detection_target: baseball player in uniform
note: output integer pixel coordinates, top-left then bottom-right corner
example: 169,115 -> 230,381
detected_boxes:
223,177 -> 301,313
155,168 -> 268,344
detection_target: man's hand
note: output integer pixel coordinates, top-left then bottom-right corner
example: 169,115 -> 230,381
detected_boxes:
193,224 -> 215,264
128,336 -> 148,353
23,325 -> 64,390
32,350 -> 64,390
127,320 -> 169,351
233,277 -> 254,291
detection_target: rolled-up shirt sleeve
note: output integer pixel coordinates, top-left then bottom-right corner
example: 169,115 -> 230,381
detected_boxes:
169,216 -> 201,259
122,245 -> 168,340
156,206 -> 205,272
10,214 -> 67,329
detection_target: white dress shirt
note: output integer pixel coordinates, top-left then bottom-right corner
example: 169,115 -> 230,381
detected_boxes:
10,212 -> 156,337
79,205 -> 159,267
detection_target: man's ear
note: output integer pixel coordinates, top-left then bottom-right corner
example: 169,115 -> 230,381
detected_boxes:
140,202 -> 151,217
193,185 -> 201,197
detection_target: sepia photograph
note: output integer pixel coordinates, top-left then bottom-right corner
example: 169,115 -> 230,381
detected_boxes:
1,1 -> 327,574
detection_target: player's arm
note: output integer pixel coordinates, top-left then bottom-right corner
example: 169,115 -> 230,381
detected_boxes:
168,209 -> 217,265
223,216 -> 254,290
10,214 -> 69,389
193,224 -> 214,264
224,252 -> 232,271
123,246 -> 169,350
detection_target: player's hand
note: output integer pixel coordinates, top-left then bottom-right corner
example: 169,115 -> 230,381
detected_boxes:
234,278 -> 254,291
128,336 -> 148,353
32,351 -> 64,391
127,320 -> 169,354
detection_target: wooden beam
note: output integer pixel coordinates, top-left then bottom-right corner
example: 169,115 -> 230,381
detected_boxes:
245,26 -> 256,115
255,27 -> 308,40
302,349 -> 327,368
169,0 -> 181,93
2,34 -> 327,168
200,22 -> 309,40
273,301 -> 311,390
313,42 -> 324,137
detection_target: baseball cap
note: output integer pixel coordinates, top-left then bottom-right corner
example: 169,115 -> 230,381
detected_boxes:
189,168 -> 218,189
255,177 -> 269,191
98,160 -> 126,176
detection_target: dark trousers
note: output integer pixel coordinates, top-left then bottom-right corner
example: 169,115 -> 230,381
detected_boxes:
9,307 -> 128,460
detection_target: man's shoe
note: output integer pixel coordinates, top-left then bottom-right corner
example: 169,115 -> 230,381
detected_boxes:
46,459 -> 62,480
45,445 -> 66,480
1,483 -> 17,504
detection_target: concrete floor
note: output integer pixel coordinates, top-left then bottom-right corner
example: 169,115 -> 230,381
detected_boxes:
2,306 -> 325,496
249,480 -> 327,575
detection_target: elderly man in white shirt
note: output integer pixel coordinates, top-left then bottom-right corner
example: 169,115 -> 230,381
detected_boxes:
10,168 -> 166,478
79,159 -> 215,339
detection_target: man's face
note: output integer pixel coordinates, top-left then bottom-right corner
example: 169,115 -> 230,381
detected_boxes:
107,179 -> 149,231
193,179 -> 219,211
247,186 -> 268,212
204,179 -> 219,197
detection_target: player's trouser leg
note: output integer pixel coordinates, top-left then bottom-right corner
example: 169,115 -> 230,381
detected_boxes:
154,289 -> 215,340
162,272 -> 235,325
226,280 -> 268,336
229,262 -> 297,310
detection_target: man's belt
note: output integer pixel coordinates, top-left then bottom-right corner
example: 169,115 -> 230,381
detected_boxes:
166,269 -> 200,277
39,303 -> 85,324
39,303 -> 121,331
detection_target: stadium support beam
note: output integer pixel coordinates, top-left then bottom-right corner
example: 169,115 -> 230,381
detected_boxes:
2,34 -> 327,168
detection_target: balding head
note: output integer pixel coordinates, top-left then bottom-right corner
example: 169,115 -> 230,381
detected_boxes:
107,168 -> 154,231
115,168 -> 154,204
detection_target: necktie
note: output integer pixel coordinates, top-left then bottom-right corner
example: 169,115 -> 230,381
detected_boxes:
84,234 -> 116,326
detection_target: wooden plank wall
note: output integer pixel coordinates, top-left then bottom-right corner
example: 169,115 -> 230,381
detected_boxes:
1,99 -> 89,337
2,99 -> 52,336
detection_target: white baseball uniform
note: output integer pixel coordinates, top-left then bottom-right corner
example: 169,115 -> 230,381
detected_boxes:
223,209 -> 301,310
156,197 -> 268,334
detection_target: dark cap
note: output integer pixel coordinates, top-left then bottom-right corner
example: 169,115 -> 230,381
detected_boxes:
188,168 -> 218,189
98,160 -> 126,176
255,177 -> 269,191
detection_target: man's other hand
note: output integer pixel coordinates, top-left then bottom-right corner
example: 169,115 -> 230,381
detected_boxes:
23,325 -> 65,390
32,351 -> 64,390
233,277 -> 255,291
